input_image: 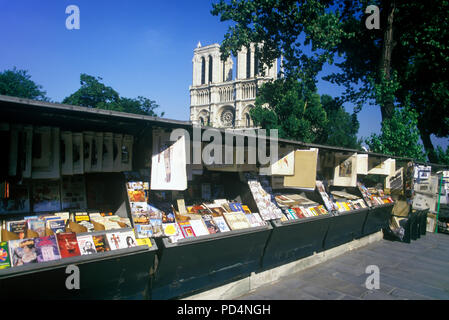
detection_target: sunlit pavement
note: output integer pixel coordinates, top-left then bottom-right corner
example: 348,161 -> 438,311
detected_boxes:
236,233 -> 449,300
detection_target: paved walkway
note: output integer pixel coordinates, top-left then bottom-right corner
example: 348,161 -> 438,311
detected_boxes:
236,233 -> 449,300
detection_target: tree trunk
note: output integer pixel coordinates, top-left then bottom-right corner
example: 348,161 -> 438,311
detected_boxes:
379,0 -> 396,122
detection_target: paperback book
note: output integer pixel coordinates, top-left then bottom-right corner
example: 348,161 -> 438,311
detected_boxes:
56,232 -> 81,258
92,234 -> 110,252
178,221 -> 196,238
77,234 -> 97,255
9,238 -> 38,267
0,241 -> 11,269
212,216 -> 230,232
35,235 -> 61,262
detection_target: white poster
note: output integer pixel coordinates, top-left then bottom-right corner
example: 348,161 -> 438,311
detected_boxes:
150,129 -> 187,190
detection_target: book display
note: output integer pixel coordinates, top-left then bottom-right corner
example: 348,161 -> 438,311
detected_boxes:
0,97 -> 442,300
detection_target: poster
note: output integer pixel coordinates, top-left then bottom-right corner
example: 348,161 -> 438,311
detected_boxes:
150,129 -> 187,190
332,153 -> 357,187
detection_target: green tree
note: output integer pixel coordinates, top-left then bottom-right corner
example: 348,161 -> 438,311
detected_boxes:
213,0 -> 449,162
0,67 -> 48,101
365,107 -> 426,161
211,0 -> 347,92
325,1 -> 449,162
63,74 -> 163,117
250,78 -> 328,143
321,94 -> 361,149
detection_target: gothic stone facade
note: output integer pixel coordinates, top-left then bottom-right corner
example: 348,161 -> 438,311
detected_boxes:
189,42 -> 277,128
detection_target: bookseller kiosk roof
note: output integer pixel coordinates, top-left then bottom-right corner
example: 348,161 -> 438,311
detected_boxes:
0,94 -> 447,169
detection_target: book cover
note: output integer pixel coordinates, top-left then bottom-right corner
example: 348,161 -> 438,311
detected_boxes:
92,234 -> 110,253
35,235 -> 61,262
168,223 -> 185,243
0,241 -> 11,269
202,215 -> 221,234
77,234 -> 97,255
47,218 -> 66,234
178,222 -> 196,238
189,219 -> 210,236
246,213 -> 269,226
241,205 -> 252,214
7,220 -> 27,239
284,209 -> 298,220
74,212 -> 90,222
135,224 -> 153,239
56,232 -> 81,258
212,216 -> 230,232
120,230 -> 138,248
27,218 -> 46,237
136,237 -> 153,248
229,202 -> 244,213
150,218 -> 163,237
9,238 -> 38,267
292,207 -> 306,218
106,232 -> 126,250
163,223 -> 178,236
223,212 -> 251,230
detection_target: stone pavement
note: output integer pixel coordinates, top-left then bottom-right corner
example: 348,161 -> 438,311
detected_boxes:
236,233 -> 449,300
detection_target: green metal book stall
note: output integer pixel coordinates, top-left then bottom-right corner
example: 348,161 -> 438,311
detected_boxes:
0,95 -> 445,300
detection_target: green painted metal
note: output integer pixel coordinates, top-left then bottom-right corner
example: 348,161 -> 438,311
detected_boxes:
323,208 -> 369,250
151,225 -> 272,300
361,203 -> 394,237
0,241 -> 158,300
436,175 -> 443,234
261,215 -> 331,270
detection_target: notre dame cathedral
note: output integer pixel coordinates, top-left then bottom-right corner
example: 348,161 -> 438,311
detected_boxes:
189,42 -> 278,128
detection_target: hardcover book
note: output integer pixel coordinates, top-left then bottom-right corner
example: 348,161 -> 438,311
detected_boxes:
0,241 -> 11,269
35,235 -> 61,262
92,234 -> 110,252
56,232 -> 81,258
9,238 -> 38,267
77,234 -> 97,255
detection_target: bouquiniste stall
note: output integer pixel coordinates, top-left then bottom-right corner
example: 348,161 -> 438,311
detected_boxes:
0,95 -> 445,300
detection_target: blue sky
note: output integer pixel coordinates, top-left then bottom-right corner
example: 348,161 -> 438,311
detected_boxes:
0,0 -> 447,149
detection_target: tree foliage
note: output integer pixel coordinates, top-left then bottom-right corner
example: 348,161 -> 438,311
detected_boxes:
211,0 -> 347,91
321,94 -> 361,149
0,67 -> 48,101
251,79 -> 328,142
63,74 -> 164,117
250,79 -> 360,148
212,0 -> 449,162
365,106 -> 426,161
